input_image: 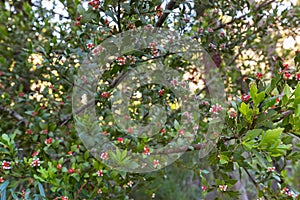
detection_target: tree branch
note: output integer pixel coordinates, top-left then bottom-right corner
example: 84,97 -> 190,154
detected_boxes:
0,105 -> 28,124
273,110 -> 293,123
155,0 -> 177,27
117,0 -> 122,32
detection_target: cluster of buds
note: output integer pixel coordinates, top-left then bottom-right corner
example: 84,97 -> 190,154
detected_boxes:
30,158 -> 41,167
116,56 -> 126,66
280,187 -> 297,198
209,43 -> 217,50
143,146 -> 150,155
97,170 -> 103,177
153,159 -> 160,168
256,72 -> 263,79
117,137 -> 124,144
2,160 -> 11,170
148,42 -> 159,56
267,166 -> 275,172
178,129 -> 185,137
45,137 -> 53,145
228,110 -> 237,119
219,184 -> 228,192
127,55 -> 136,64
156,5 -> 163,17
74,15 -> 82,26
278,62 -> 300,81
101,91 -> 110,98
92,45 -> 104,55
242,94 -> 251,102
88,0 -> 100,10
86,43 -> 95,50
127,22 -> 136,30
209,103 -> 223,114
100,152 -> 108,160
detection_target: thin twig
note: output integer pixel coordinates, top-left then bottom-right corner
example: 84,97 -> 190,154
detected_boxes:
273,110 -> 293,123
243,167 -> 268,199
0,105 -> 28,124
74,181 -> 87,200
213,0 -> 276,31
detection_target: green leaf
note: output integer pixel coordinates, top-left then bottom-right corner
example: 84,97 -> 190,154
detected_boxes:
1,134 -> 10,143
33,174 -> 46,182
250,83 -> 258,99
119,171 -> 126,179
295,104 -> 300,117
9,189 -> 18,199
252,149 -> 267,168
255,91 -> 265,105
284,84 -> 291,97
259,128 -> 284,148
264,128 -> 284,141
1,189 -> 6,200
295,83 -> 300,99
38,182 -> 46,198
174,119 -> 180,130
77,4 -> 85,15
0,180 -> 9,192
242,140 -> 255,151
238,102 -> 253,123
220,154 -> 229,164
84,151 -> 90,160
243,129 -> 262,141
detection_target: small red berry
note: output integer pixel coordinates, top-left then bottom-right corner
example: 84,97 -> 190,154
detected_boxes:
117,137 -> 124,143
68,168 -> 74,174
45,138 -> 53,145
76,15 -> 82,21
32,112 -> 38,116
104,19 -> 109,26
256,72 -> 263,79
158,89 -> 164,96
102,131 -> 108,135
19,92 -> 25,97
143,146 -> 150,155
101,92 -> 110,98
57,164 -> 62,170
178,129 -> 184,136
160,128 -> 166,134
241,94 -> 250,102
284,72 -> 291,79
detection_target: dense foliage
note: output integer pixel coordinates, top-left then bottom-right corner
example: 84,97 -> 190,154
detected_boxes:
0,0 -> 300,199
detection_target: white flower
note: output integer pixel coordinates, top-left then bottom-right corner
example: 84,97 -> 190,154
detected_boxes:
219,184 -> 227,191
